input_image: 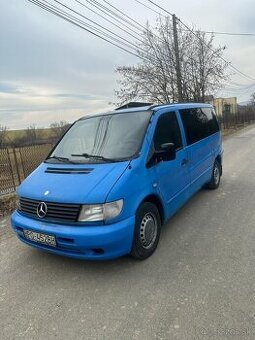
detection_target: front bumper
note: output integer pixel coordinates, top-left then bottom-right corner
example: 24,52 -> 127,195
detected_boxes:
11,211 -> 135,260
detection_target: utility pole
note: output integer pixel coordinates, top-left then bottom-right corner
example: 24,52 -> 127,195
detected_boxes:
172,14 -> 183,102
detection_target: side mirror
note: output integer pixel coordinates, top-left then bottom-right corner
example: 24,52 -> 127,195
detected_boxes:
155,143 -> 176,162
146,143 -> 176,168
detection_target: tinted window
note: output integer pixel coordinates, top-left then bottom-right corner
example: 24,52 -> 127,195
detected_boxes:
202,108 -> 220,135
154,112 -> 183,151
180,107 -> 219,145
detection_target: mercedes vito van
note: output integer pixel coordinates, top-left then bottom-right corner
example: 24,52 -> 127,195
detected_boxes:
11,103 -> 223,260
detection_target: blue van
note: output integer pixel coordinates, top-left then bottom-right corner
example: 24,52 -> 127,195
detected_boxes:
11,103 -> 223,260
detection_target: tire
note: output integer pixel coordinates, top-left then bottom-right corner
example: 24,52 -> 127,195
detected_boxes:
206,160 -> 221,190
130,202 -> 161,260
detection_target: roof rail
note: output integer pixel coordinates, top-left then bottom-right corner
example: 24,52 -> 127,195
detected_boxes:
115,102 -> 153,110
148,103 -> 176,110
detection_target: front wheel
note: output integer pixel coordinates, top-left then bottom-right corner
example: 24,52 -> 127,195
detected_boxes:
130,202 -> 161,260
206,160 -> 221,190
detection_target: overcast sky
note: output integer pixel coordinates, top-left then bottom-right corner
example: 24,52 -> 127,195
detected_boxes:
1,0 -> 255,129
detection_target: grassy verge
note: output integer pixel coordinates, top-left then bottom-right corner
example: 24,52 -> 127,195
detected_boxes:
221,122 -> 255,139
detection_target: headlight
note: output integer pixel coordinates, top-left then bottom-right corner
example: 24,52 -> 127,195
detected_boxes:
78,199 -> 123,222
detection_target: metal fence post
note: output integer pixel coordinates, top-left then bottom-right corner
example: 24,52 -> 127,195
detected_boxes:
13,147 -> 21,185
7,148 -> 16,191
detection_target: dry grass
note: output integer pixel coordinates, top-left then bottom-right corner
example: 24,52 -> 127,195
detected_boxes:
0,193 -> 16,216
6,127 -> 55,144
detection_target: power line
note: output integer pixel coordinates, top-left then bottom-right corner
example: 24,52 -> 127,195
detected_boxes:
178,18 -> 255,82
43,0 -> 142,51
227,80 -> 255,88
73,0 -> 144,44
144,0 -> 255,82
83,0 -> 142,36
53,0 -> 170,58
202,30 -> 255,37
223,81 -> 255,93
102,0 -> 148,31
28,0 -> 141,58
147,0 -> 174,16
27,0 -> 255,91
100,0 -> 168,45
73,0 -> 172,61
172,27 -> 255,37
52,0 -> 145,48
66,0 -> 166,63
133,0 -> 162,16
142,1 -> 255,37
84,0 -> 174,58
27,0 -> 162,64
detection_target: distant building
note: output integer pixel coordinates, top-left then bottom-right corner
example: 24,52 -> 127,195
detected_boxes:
206,97 -> 237,116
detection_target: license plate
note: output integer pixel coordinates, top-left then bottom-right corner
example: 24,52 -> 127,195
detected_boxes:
23,229 -> 56,247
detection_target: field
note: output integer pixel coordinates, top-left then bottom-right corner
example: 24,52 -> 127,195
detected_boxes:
6,127 -> 55,144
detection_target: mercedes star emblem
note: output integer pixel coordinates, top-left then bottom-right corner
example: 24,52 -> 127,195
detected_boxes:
37,202 -> 48,218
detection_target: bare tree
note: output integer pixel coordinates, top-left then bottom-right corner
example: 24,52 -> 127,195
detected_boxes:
115,17 -> 229,105
50,121 -> 70,139
0,125 -> 8,148
250,92 -> 255,105
24,124 -> 39,145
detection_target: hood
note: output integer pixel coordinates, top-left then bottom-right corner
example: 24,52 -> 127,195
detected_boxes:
17,161 -> 130,204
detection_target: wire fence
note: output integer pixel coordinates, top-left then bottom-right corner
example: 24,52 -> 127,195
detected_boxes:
0,108 -> 255,196
219,106 -> 255,130
0,144 -> 53,196
0,148 -> 16,196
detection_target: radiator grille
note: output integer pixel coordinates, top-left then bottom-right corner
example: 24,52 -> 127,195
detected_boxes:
19,197 -> 81,222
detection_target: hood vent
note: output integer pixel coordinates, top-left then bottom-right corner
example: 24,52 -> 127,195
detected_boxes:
45,167 -> 94,174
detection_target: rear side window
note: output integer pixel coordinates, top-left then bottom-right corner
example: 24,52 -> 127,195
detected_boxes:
180,107 -> 219,145
154,112 -> 183,151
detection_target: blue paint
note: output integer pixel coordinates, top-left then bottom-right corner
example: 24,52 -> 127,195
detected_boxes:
11,103 -> 223,260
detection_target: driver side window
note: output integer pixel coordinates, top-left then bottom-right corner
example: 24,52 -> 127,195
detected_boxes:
153,112 -> 183,151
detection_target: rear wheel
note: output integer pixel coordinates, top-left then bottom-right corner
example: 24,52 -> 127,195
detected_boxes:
130,202 -> 161,260
206,160 -> 221,189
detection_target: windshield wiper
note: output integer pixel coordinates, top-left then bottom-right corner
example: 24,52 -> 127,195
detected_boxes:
71,153 -> 118,162
45,155 -> 75,163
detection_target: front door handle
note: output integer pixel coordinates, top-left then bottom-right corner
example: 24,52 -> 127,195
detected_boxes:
181,158 -> 189,166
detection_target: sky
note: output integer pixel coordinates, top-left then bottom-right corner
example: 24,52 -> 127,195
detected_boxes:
1,0 -> 255,129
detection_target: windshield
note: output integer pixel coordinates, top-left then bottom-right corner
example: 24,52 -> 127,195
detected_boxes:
46,111 -> 152,163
